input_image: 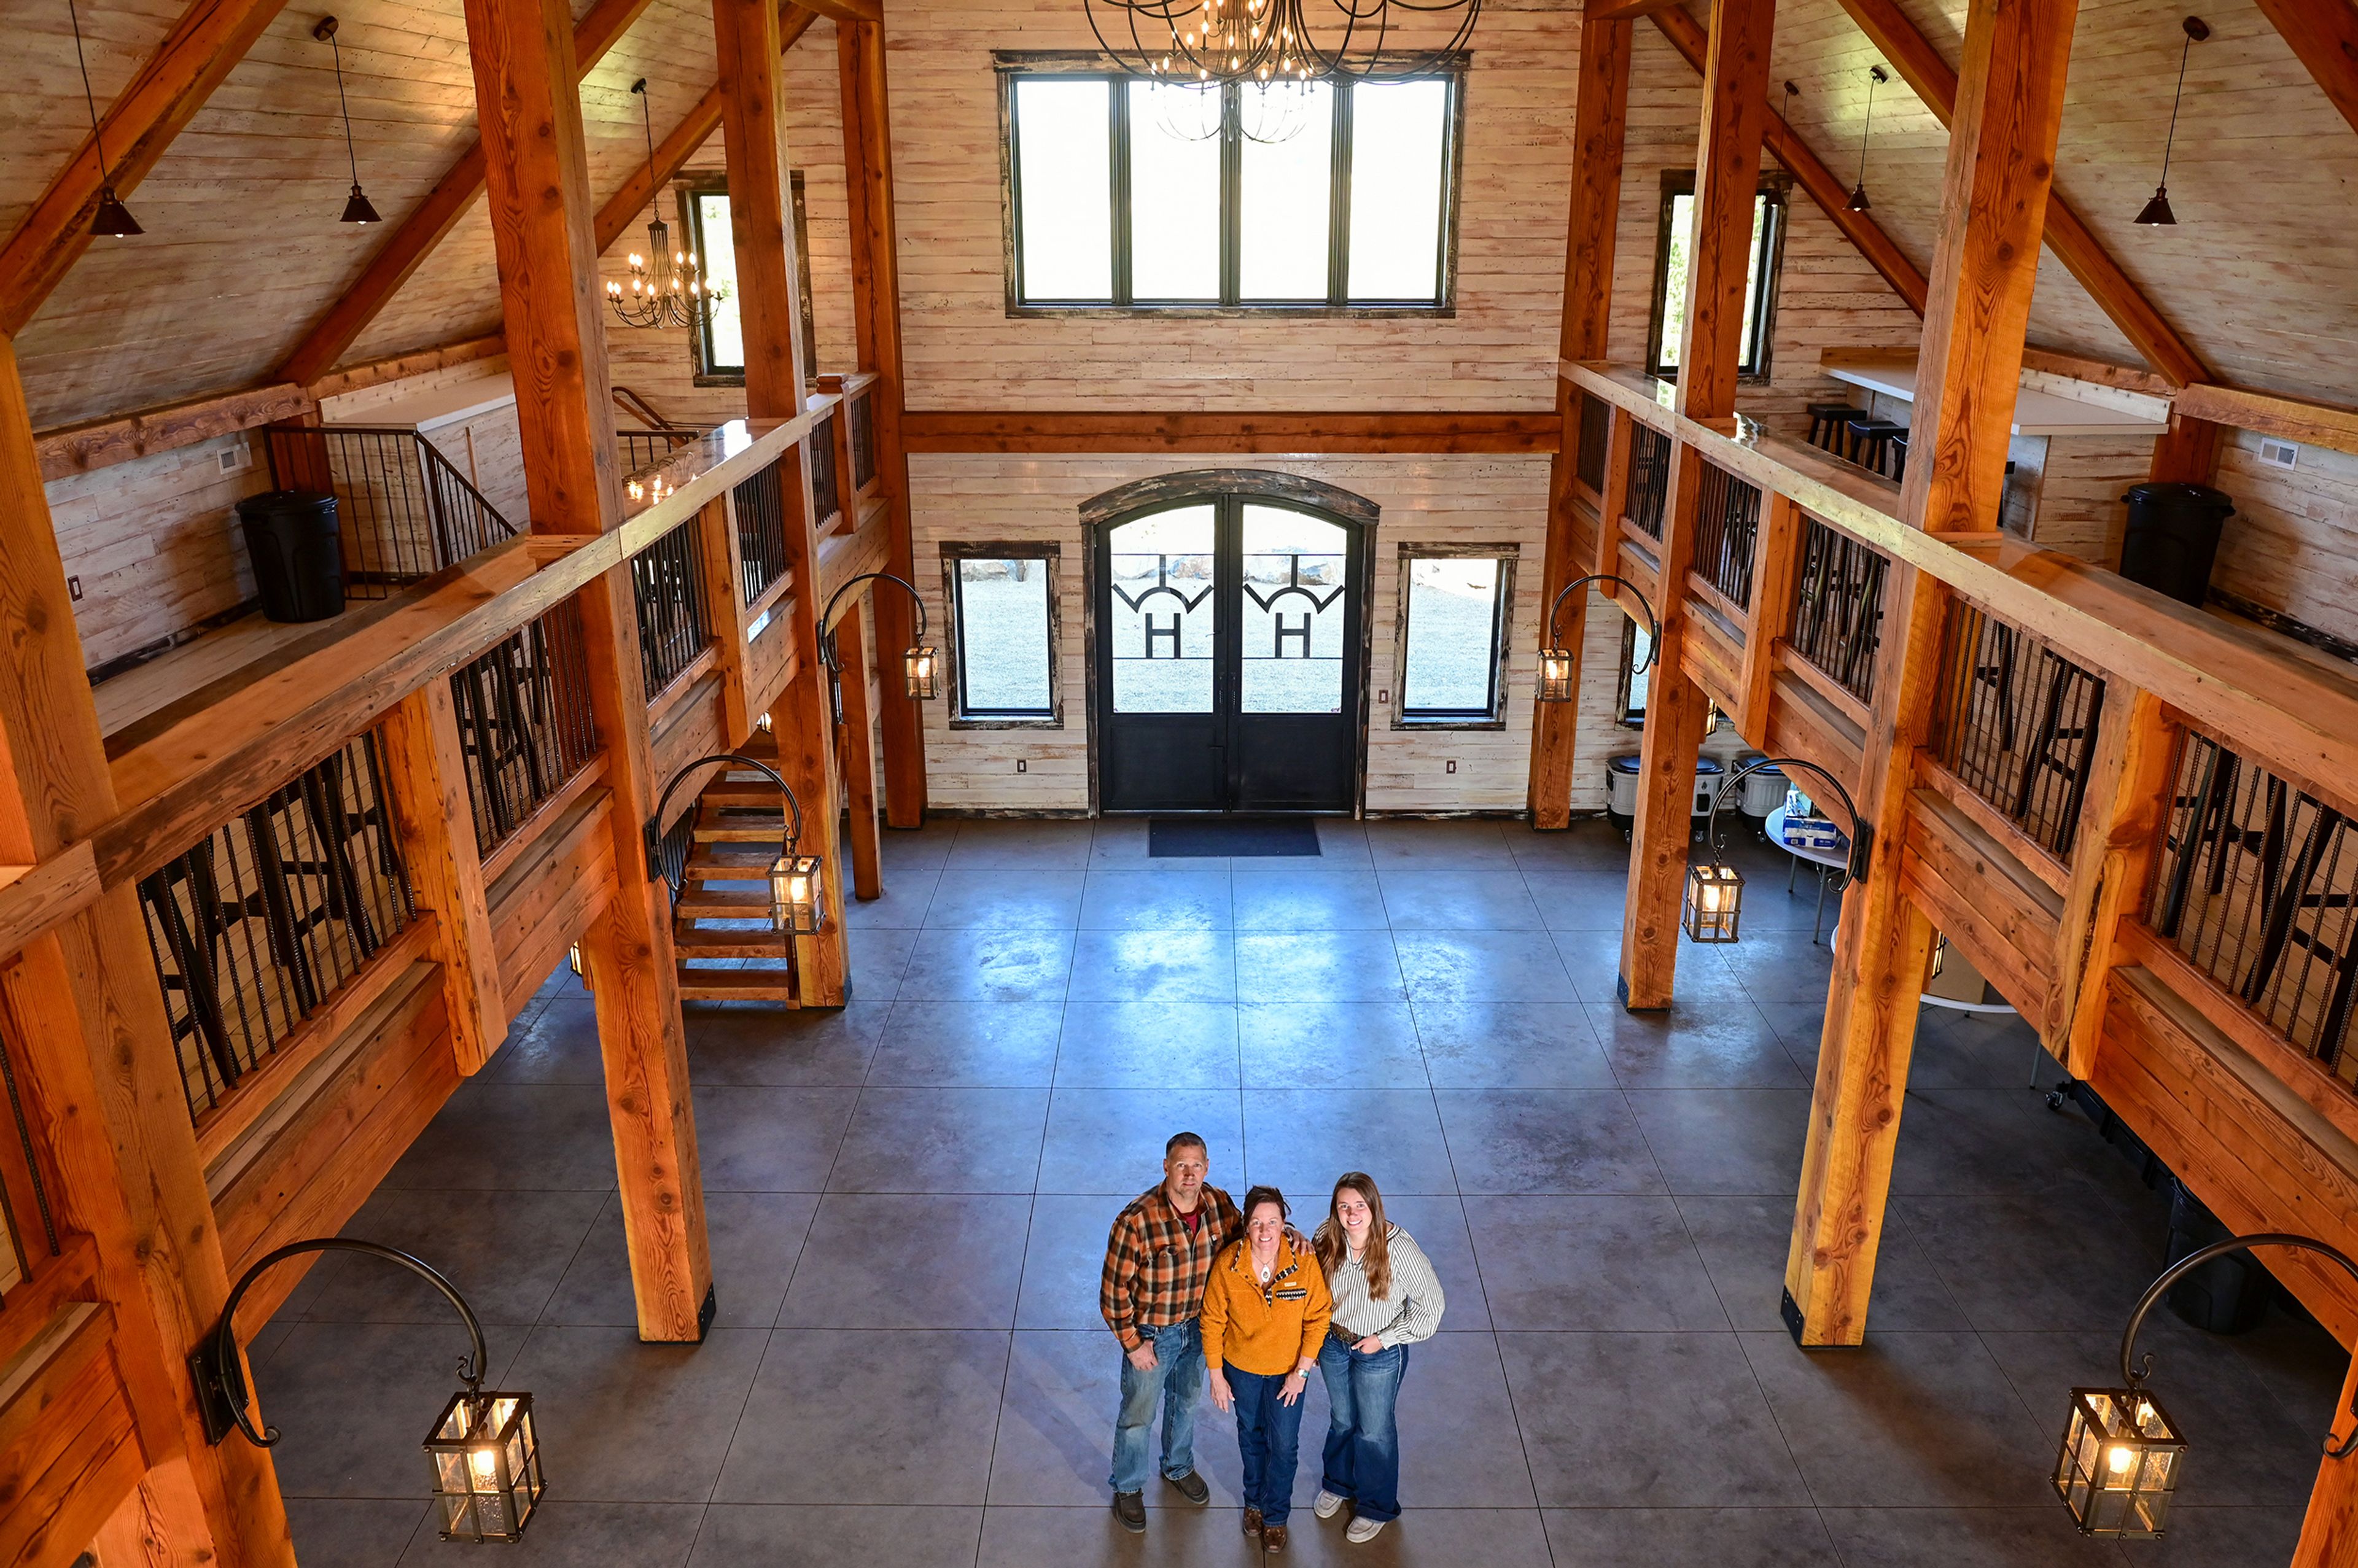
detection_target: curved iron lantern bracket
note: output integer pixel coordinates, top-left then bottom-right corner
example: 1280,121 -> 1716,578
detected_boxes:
646,751 -> 803,899
818,572 -> 933,724
1544,573 -> 1659,676
1707,755 -> 1874,886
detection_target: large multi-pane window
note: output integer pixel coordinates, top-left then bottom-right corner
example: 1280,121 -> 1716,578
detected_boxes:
943,545 -> 1061,724
1002,61 -> 1462,312
1644,171 -> 1789,381
1393,545 -> 1516,726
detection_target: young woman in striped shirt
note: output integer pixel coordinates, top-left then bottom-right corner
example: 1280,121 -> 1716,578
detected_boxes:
1310,1172 -> 1446,1543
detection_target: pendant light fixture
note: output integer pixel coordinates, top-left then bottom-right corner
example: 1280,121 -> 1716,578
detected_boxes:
1846,65 -> 1886,214
314,18 -> 381,224
67,0 -> 141,237
1083,0 -> 1480,83
2136,17 -> 2208,226
608,79 -> 718,331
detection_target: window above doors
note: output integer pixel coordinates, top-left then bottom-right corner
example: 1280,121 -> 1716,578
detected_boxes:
998,55 -> 1465,314
1644,170 -> 1789,382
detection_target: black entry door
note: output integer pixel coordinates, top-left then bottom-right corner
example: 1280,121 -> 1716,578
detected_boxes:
1095,495 -> 1364,813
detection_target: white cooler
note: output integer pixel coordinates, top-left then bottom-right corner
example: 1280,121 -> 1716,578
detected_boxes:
1733,753 -> 1787,820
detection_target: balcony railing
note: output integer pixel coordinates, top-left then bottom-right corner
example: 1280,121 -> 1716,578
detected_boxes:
632,517 -> 713,700
619,426 -> 706,478
1928,595 -> 2106,858
1626,423 -> 1671,539
847,384 -> 878,494
810,406 -> 842,528
1691,460 -> 1761,608
137,729 -> 416,1123
2146,731 -> 2358,1080
264,424 -> 516,596
1575,391 -> 1611,495
449,597 -> 601,856
0,1020 -> 56,1298
732,460 -> 790,608
1788,516 -> 1888,707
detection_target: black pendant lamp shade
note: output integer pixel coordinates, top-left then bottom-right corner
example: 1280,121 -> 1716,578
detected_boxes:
69,0 -> 141,236
1847,66 -> 1886,213
317,17 -> 380,223
2138,17 -> 2208,226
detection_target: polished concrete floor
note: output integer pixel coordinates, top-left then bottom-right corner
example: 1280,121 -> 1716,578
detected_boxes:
255,816 -> 2345,1567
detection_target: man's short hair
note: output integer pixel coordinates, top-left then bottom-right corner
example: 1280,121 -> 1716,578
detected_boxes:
1165,1131 -> 1208,1158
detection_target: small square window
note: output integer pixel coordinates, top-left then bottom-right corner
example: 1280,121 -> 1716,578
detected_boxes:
1394,546 -> 1516,728
1644,171 -> 1788,382
944,546 -> 1061,726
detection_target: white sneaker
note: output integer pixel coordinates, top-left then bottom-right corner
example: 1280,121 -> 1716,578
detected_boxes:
1313,1491 -> 1346,1520
1346,1517 -> 1387,1544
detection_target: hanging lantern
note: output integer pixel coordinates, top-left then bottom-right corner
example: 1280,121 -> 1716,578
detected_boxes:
769,853 -> 826,935
651,753 -> 822,934
2053,1386 -> 2185,1538
821,574 -> 940,721
1846,66 -> 1886,212
68,0 -> 141,236
1537,574 -> 1655,706
1682,861 -> 1745,943
2136,18 -> 2208,226
316,18 -> 381,223
1536,645 -> 1579,704
905,644 -> 940,700
426,1389 -> 546,1543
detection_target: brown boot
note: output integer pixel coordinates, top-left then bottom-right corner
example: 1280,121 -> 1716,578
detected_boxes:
1263,1523 -> 1290,1554
1243,1508 -> 1263,1537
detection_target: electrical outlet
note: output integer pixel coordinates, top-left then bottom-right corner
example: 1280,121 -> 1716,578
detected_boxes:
2260,438 -> 2299,470
66,576 -> 82,602
1446,759 -> 1458,774
1016,758 -> 1027,773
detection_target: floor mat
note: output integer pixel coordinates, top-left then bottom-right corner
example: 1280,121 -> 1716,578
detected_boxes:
1147,817 -> 1324,858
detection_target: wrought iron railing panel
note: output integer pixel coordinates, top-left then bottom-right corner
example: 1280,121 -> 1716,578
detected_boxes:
1929,596 -> 2106,858
1691,461 -> 1762,608
1788,517 -> 1889,705
2147,732 -> 2358,1080
138,731 -> 416,1123
731,461 -> 790,608
449,597 -> 601,857
1626,423 -> 1671,540
809,409 -> 842,526
849,390 -> 877,494
618,428 -> 701,477
263,425 -> 516,597
1574,392 -> 1611,496
632,518 -> 713,699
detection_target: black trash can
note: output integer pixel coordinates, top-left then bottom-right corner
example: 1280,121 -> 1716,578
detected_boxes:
236,490 -> 345,623
2119,482 -> 2235,608
2163,1179 -> 2273,1335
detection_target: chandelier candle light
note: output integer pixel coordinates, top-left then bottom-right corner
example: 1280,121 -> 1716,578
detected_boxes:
1083,0 -> 1481,83
609,79 -> 719,329
1684,756 -> 1871,944
1536,574 -> 1656,705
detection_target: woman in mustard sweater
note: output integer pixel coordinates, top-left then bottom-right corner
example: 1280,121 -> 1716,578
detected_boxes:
1203,1186 -> 1334,1555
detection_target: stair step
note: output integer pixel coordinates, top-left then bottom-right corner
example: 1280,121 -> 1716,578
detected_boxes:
672,888 -> 771,915
701,785 -> 789,807
695,826 -> 787,843
672,936 -> 789,958
682,863 -> 769,882
678,980 -> 798,1003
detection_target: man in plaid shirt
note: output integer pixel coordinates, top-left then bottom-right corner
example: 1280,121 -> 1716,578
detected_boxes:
1101,1130 -> 1244,1533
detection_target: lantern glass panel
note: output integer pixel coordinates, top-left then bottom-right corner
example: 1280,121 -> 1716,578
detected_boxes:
906,645 -> 940,699
1537,647 -> 1577,704
770,853 -> 826,934
426,1389 -> 543,1543
1682,862 -> 1744,942
2052,1387 -> 2184,1539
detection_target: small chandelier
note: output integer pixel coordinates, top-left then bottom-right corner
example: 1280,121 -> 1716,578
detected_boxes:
1847,65 -> 1886,213
1537,574 -> 1655,705
1083,0 -> 1480,83
609,80 -> 719,329
650,753 -> 827,935
1684,756 -> 1872,944
2136,17 -> 2209,225
68,0 -> 140,236
820,572 -> 940,727
315,18 -> 380,223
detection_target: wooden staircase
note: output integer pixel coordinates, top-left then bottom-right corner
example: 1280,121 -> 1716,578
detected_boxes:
670,747 -> 800,1004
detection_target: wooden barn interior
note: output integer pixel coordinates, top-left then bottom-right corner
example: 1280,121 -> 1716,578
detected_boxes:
6,0 -> 2358,1560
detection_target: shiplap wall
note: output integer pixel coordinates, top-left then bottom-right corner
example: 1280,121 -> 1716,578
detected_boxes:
52,434 -> 265,671
2212,433 -> 2358,648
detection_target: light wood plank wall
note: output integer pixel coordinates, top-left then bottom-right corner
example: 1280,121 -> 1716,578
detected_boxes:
2213,432 -> 2358,648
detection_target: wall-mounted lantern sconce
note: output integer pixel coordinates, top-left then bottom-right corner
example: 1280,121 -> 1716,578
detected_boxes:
190,1238 -> 543,1542
648,752 -> 823,935
1684,756 -> 1872,944
2056,1230 -> 2358,1539
819,572 -> 938,725
1537,575 -> 1656,705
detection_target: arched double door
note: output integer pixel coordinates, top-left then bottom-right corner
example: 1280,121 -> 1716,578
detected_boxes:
1092,481 -> 1371,813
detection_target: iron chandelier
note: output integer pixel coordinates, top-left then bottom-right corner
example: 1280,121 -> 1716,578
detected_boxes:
609,79 -> 723,330
1082,0 -> 1481,84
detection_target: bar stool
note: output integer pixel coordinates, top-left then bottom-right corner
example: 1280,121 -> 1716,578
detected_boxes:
1845,417 -> 1907,475
1885,432 -> 1908,483
1807,402 -> 1860,452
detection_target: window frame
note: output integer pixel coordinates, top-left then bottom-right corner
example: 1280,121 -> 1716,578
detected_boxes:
680,173 -> 817,387
996,52 -> 1466,317
1641,169 -> 1791,384
1390,541 -> 1518,730
941,541 -> 1065,729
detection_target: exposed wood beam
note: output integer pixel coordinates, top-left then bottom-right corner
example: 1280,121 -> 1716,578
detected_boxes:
901,410 -> 1560,453
1651,7 -> 1928,313
0,0 -> 290,337
792,0 -> 881,20
2249,0 -> 2358,142
1828,0 -> 2211,385
2174,381 -> 2358,452
1586,0 -> 1683,19
273,0 -> 659,387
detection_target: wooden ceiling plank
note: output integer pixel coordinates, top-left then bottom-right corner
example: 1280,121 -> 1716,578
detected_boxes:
1828,0 -> 2211,386
2247,0 -> 2358,141
0,0 -> 295,338
1651,7 -> 1928,313
271,0 -> 661,386
790,0 -> 881,21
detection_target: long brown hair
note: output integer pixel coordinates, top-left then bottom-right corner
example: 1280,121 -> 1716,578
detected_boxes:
1313,1172 -> 1393,1301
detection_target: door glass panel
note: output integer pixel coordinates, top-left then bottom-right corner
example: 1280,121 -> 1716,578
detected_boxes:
1240,505 -> 1347,713
1109,506 -> 1218,712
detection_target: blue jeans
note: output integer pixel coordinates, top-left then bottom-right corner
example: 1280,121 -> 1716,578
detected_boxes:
1110,1319 -> 1204,1494
1229,1366 -> 1307,1526
1318,1337 -> 1409,1522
